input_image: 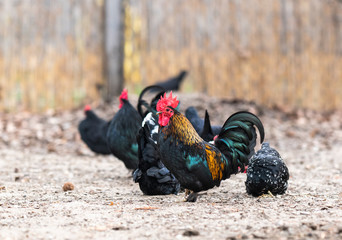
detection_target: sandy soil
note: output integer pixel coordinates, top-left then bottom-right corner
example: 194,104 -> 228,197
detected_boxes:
0,93 -> 341,240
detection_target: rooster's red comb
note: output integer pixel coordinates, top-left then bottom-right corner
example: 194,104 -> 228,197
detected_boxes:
156,91 -> 179,112
84,104 -> 91,111
119,88 -> 128,100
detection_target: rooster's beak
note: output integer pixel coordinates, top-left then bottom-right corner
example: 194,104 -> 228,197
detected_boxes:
156,111 -> 161,115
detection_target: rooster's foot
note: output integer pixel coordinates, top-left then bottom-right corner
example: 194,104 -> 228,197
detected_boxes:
184,190 -> 198,202
258,191 -> 275,199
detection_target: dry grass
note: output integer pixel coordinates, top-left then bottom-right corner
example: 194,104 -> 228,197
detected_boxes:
1,0 -> 342,112
124,0 -> 342,111
0,49 -> 103,112
0,0 -> 104,112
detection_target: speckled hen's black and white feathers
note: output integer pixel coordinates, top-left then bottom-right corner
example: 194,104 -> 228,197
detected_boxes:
133,112 -> 180,195
245,142 -> 289,196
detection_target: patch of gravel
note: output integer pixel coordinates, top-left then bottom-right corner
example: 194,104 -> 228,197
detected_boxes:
0,93 -> 341,239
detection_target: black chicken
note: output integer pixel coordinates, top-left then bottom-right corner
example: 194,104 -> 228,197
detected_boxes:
133,86 -> 180,195
154,70 -> 187,91
134,112 -> 181,195
78,105 -> 111,155
106,89 -> 142,170
245,142 -> 289,197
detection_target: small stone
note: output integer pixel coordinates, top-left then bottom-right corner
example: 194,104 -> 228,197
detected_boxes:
279,225 -> 289,231
112,226 -> 128,231
253,233 -> 267,239
183,230 -> 200,237
337,228 -> 342,234
62,182 -> 74,191
226,235 -> 236,240
309,224 -> 318,230
285,130 -> 296,138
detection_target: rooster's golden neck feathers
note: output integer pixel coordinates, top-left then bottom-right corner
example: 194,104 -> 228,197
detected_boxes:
162,111 -> 203,145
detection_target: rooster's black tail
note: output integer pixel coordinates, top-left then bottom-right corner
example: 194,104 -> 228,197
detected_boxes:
137,85 -> 165,118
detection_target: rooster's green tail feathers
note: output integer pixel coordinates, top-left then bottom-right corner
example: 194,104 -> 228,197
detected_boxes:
215,111 -> 265,174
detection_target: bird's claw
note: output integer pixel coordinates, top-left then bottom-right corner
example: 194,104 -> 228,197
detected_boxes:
184,189 -> 198,202
258,191 -> 275,199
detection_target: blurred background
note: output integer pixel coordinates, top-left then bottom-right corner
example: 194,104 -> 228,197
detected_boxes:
1,0 -> 342,112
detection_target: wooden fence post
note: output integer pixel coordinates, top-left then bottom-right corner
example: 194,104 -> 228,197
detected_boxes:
103,0 -> 124,101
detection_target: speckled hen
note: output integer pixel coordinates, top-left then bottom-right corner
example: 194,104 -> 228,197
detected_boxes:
245,142 -> 289,196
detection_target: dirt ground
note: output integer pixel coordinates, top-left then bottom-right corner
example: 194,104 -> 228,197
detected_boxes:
0,93 -> 341,240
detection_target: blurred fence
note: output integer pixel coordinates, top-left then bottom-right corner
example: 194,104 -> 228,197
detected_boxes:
0,0 -> 104,112
1,0 -> 342,112
124,0 -> 342,110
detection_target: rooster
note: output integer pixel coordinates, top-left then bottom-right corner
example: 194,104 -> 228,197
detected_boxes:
156,92 -> 265,202
78,105 -> 111,155
106,89 -> 142,170
133,86 -> 180,195
245,142 -> 289,197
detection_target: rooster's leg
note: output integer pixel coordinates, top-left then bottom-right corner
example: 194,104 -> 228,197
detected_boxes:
184,190 -> 198,202
183,189 -> 190,201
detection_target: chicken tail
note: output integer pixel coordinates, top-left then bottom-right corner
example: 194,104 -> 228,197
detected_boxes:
214,111 -> 265,175
200,110 -> 214,141
177,70 -> 188,83
137,85 -> 165,117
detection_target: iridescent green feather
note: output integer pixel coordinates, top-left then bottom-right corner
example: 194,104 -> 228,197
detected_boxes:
215,111 -> 265,174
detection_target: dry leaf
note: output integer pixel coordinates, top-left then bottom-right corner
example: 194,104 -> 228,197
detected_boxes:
134,206 -> 159,210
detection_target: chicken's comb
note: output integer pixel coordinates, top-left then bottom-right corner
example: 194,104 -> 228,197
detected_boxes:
119,88 -> 128,100
84,104 -> 91,111
156,91 -> 179,111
